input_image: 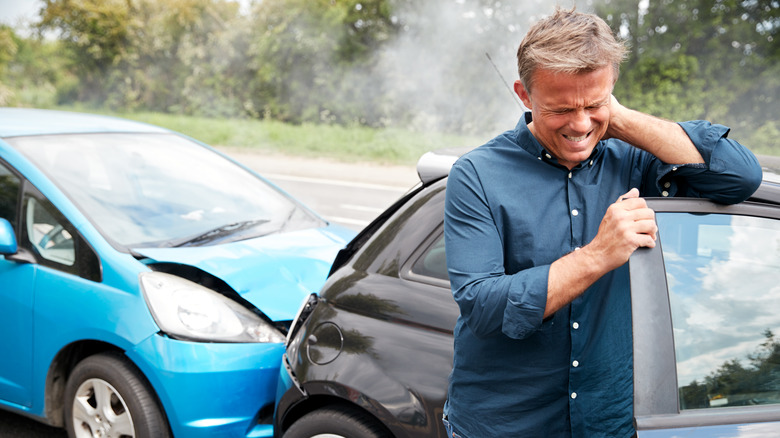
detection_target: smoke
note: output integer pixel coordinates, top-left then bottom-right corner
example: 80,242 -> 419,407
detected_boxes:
342,0 -> 777,152
366,0 -> 593,137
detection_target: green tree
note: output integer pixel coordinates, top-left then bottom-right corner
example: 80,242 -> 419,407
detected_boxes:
117,0 -> 250,115
37,0 -> 250,115
680,329 -> 780,408
246,0 -> 399,125
596,0 -> 779,153
0,24 -> 72,107
38,0 -> 133,102
0,26 -> 18,105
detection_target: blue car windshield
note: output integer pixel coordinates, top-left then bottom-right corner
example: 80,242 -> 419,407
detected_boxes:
11,133 -> 322,248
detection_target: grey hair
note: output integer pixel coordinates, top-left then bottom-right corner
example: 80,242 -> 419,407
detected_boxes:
516,7 -> 628,92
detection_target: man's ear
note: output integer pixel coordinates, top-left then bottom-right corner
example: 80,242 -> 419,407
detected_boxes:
514,80 -> 532,109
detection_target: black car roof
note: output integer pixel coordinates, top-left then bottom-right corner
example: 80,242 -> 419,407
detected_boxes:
416,148 -> 780,204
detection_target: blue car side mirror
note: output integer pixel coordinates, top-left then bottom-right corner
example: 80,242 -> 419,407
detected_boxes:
0,218 -> 18,255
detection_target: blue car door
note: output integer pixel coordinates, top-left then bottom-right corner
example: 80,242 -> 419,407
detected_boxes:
0,162 -> 35,408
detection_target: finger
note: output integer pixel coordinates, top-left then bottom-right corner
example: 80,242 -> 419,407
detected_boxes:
633,218 -> 658,238
617,188 -> 639,203
636,234 -> 657,249
615,197 -> 649,214
626,206 -> 655,221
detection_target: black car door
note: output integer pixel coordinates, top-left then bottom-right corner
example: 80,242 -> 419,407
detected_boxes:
631,198 -> 780,436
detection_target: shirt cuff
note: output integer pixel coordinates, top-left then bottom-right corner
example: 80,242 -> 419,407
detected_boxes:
502,264 -> 550,339
653,120 -> 727,195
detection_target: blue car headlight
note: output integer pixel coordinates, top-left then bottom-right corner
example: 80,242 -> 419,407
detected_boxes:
139,271 -> 285,343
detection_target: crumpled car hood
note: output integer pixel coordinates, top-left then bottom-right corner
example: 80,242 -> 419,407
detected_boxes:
134,226 -> 352,321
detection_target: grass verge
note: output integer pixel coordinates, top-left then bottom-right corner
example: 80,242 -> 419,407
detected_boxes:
63,108 -> 482,166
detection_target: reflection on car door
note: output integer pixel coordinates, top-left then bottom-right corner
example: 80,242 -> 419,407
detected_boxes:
660,212 -> 780,410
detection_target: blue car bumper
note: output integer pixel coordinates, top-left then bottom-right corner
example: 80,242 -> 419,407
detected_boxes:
129,333 -> 285,438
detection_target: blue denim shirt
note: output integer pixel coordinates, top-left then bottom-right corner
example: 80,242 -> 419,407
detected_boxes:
443,112 -> 761,437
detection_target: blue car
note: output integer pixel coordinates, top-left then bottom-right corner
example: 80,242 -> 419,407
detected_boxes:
0,108 -> 355,438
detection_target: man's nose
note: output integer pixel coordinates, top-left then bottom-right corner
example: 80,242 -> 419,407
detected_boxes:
568,109 -> 591,133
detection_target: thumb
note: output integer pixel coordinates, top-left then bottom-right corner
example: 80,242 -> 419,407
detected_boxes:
618,188 -> 640,202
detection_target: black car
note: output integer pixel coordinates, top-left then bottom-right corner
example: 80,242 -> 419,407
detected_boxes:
274,151 -> 780,438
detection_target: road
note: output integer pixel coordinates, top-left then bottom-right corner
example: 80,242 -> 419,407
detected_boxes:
222,148 -> 419,231
0,151 -> 419,437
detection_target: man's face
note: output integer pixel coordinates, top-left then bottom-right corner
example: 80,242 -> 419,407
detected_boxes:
514,66 -> 614,170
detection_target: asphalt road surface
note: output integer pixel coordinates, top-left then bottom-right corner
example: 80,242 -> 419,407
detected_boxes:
0,151 -> 419,437
0,410 -> 67,437
222,148 -> 420,231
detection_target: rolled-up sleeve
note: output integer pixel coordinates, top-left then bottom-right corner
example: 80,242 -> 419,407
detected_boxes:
653,121 -> 762,204
444,160 -> 549,340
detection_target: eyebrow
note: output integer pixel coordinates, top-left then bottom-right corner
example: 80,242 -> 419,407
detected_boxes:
587,96 -> 611,107
547,98 -> 609,112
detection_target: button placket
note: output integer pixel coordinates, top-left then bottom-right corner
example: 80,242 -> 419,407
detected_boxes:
566,169 -> 583,250
570,319 -> 582,404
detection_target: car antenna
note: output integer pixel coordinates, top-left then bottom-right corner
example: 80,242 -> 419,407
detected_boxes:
485,52 -> 526,111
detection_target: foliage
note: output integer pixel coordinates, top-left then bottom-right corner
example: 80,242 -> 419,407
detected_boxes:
36,0 -> 251,115
246,0 -> 400,125
93,107 -> 479,164
0,25 -> 72,107
596,0 -> 780,153
680,329 -> 780,409
0,26 -> 16,104
0,0 -> 777,155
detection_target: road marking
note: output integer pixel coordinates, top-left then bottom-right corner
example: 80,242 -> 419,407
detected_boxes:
264,173 -> 412,192
327,216 -> 371,227
340,204 -> 384,213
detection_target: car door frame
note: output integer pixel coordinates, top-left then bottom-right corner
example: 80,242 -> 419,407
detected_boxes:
630,197 -> 780,432
0,159 -> 36,408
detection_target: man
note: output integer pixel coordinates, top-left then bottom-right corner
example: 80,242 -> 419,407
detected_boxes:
443,7 -> 762,438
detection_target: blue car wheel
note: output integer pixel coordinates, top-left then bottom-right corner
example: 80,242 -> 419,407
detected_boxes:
64,352 -> 171,438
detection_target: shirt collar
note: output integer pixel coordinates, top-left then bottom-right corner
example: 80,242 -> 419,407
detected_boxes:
512,111 -> 601,169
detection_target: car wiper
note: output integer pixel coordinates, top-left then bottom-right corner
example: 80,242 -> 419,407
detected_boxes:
170,219 -> 269,247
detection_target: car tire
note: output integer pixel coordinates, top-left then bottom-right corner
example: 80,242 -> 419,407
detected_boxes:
283,406 -> 391,438
64,351 -> 170,438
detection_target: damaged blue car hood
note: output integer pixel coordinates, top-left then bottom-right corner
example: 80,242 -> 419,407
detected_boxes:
134,226 -> 353,322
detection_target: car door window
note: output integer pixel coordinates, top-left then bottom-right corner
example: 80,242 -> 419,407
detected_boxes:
20,189 -> 101,281
411,234 -> 448,282
0,162 -> 20,228
26,197 -> 76,266
657,212 -> 780,410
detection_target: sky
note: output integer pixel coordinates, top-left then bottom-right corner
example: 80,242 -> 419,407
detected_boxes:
0,0 -> 42,27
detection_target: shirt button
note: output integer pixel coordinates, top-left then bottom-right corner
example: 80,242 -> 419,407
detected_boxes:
571,392 -> 578,399
568,172 -> 572,179
664,182 -> 671,188
545,153 -> 552,159
672,166 -> 678,171
662,191 -> 669,197
589,160 -> 594,166
573,322 -> 579,329
571,209 -> 579,216
572,360 -> 579,367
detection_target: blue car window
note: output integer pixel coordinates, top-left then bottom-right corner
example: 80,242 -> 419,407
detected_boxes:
0,162 -> 20,230
657,212 -> 780,411
19,189 -> 101,282
25,197 -> 76,266
9,133 -> 322,249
